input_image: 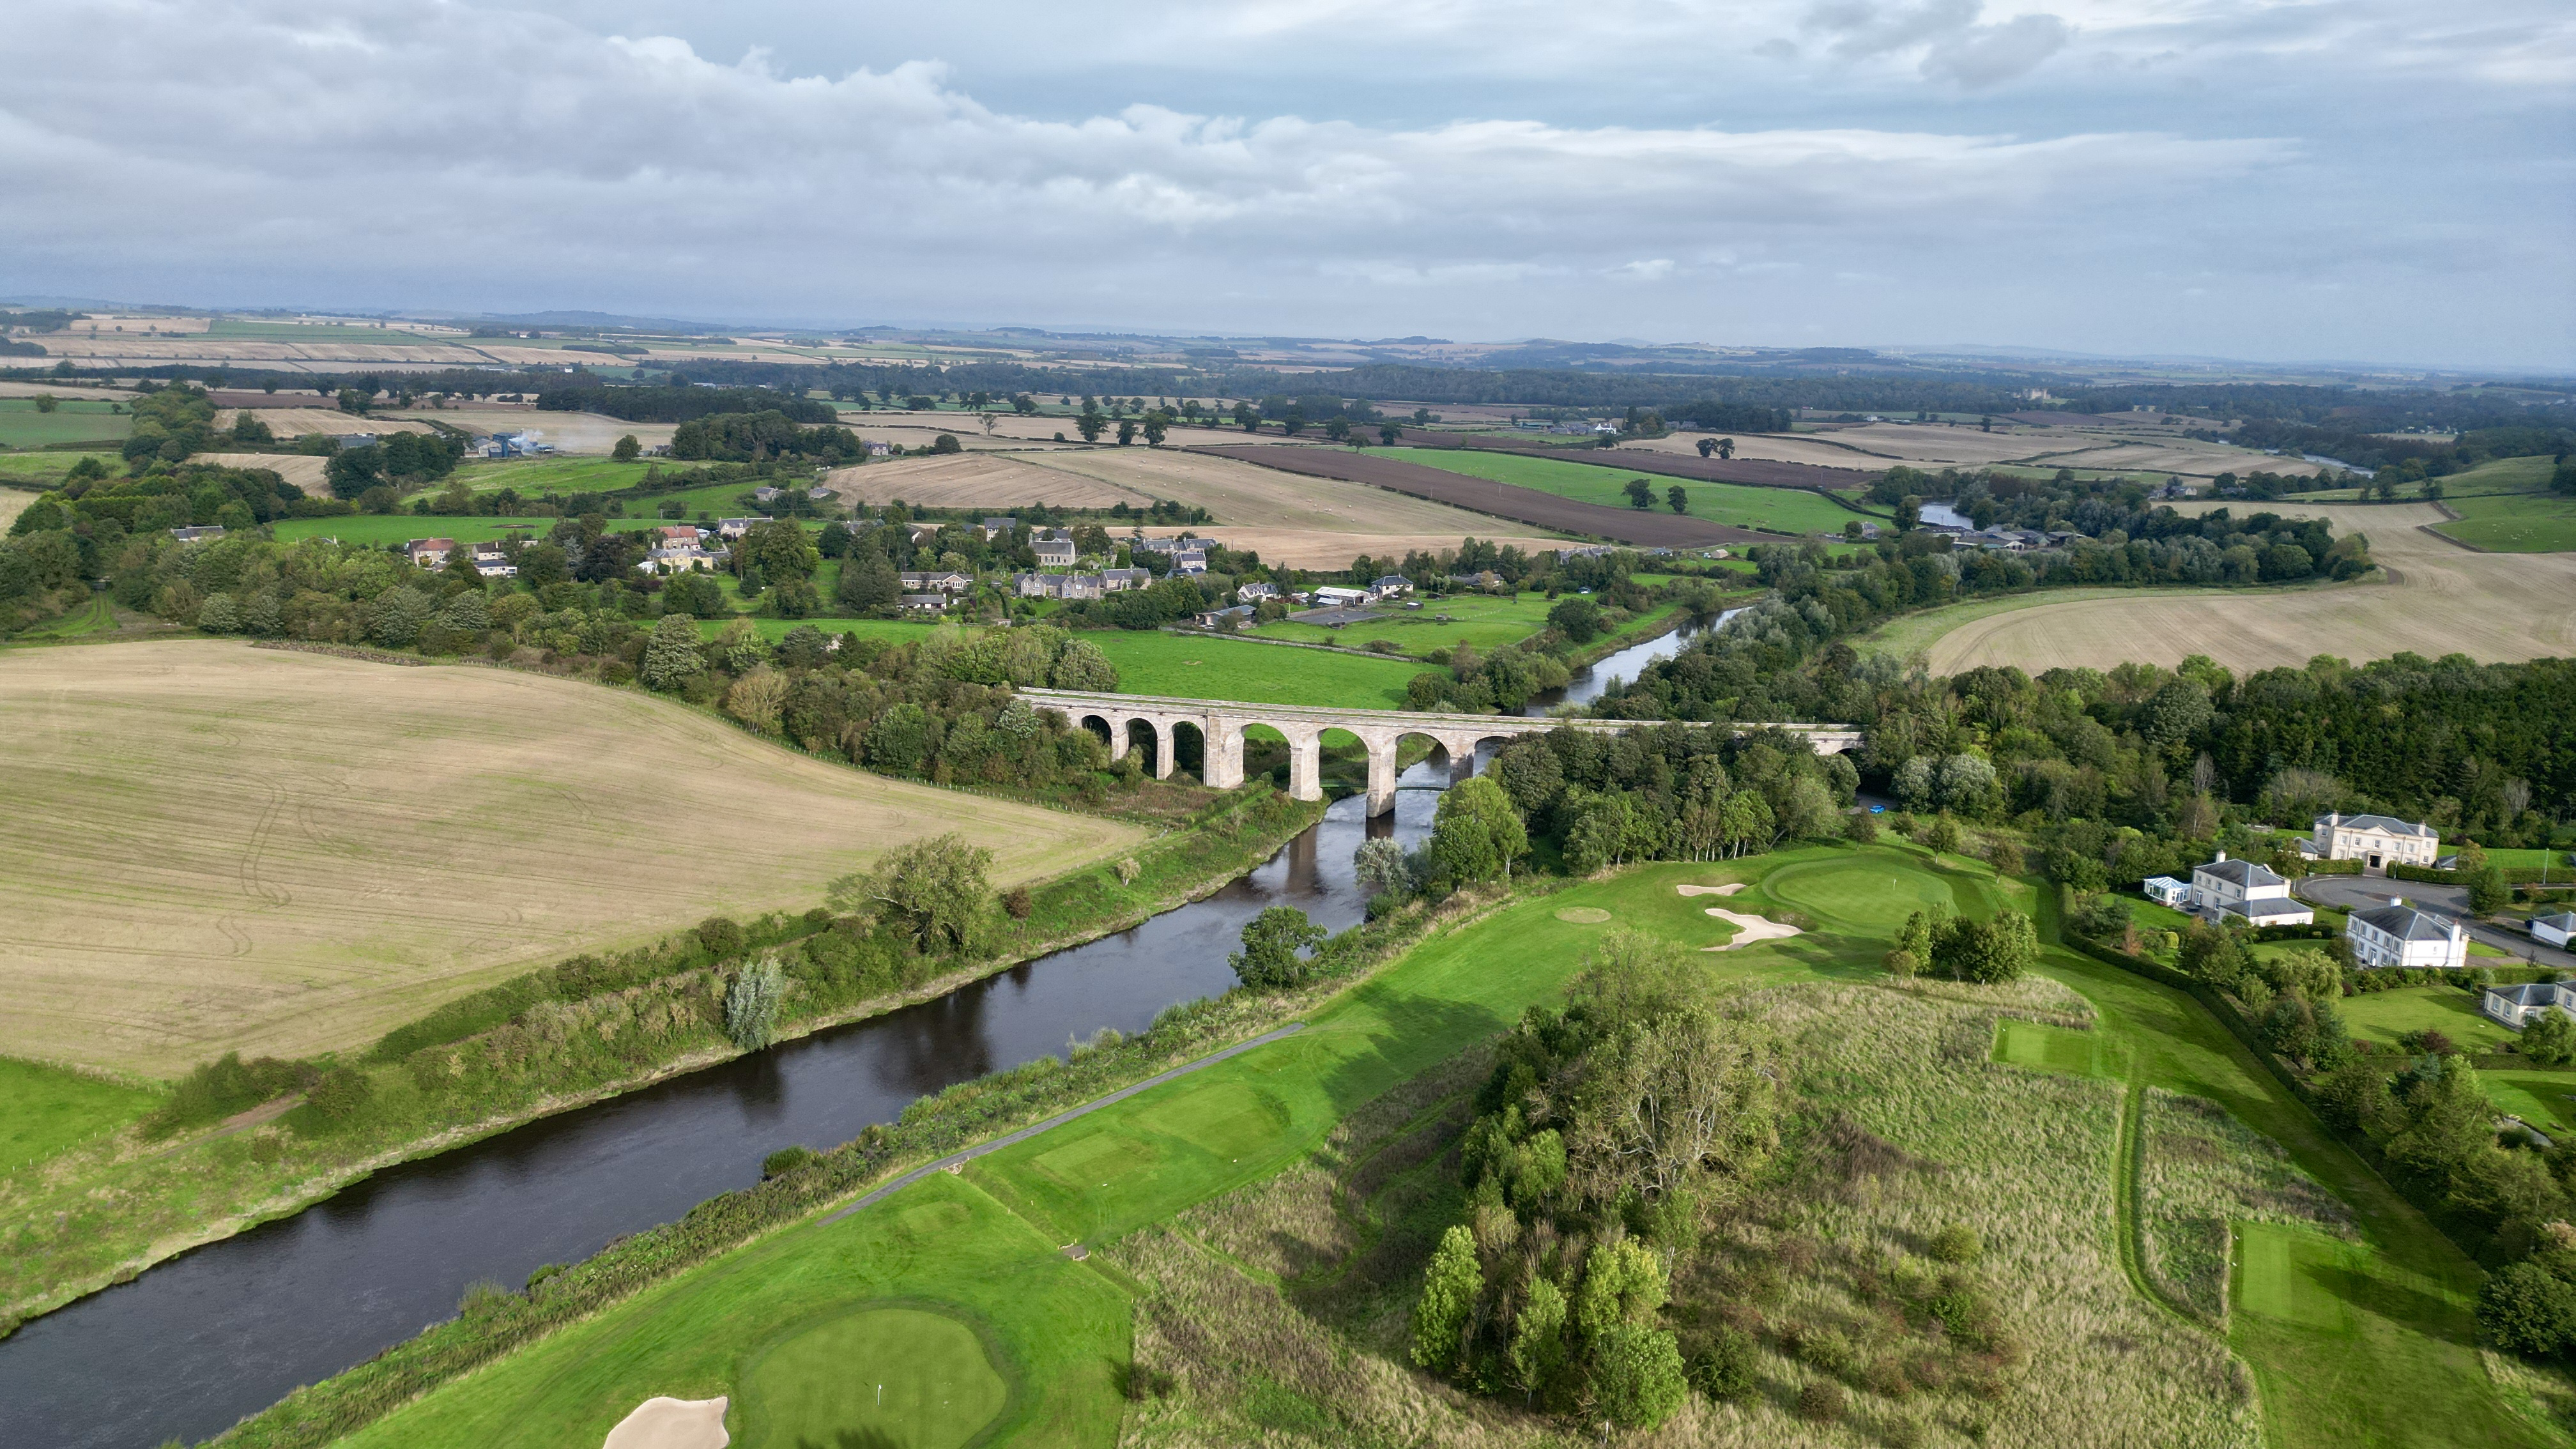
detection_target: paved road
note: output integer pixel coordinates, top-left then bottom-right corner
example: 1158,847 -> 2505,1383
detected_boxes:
822,1022 -> 1308,1228
2296,875 -> 2576,972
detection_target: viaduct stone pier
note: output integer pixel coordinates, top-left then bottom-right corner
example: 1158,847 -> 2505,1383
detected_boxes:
1018,689 -> 1862,816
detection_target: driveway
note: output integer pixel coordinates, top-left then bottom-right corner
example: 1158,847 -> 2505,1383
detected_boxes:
2295,873 -> 2576,972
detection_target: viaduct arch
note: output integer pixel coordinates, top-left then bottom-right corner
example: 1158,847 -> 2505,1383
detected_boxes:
1020,689 -> 1862,817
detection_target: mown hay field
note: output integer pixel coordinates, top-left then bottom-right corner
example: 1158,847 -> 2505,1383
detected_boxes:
0,641 -> 1144,1075
1888,502 -> 2576,673
190,452 -> 330,494
219,409 -> 433,441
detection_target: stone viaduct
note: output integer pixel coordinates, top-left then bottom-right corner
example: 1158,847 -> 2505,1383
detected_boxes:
1018,689 -> 1862,817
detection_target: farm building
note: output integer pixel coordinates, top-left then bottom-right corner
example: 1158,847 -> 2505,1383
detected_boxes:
1194,604 -> 1255,629
2188,853 -> 2313,926
2532,912 -> 2576,948
2345,898 -> 2469,970
2485,981 -> 2576,1031
1312,585 -> 1368,608
2312,813 -> 2439,873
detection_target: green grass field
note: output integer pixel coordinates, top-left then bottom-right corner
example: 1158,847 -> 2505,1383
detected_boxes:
1082,632 -> 1429,709
737,1305 -> 1010,1449
2434,489 -> 2576,552
0,397 -> 130,449
1239,593 -> 1692,660
0,1057 -> 157,1177
203,320 -> 454,342
1993,1017 -> 2115,1077
10,595 -> 119,641
1378,447 -> 1865,535
0,450 -> 119,487
269,516 -> 664,546
446,458 -> 659,495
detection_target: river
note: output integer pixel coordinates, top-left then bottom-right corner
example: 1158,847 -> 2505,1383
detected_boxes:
1526,610 -> 1735,714
0,768 -> 1457,1449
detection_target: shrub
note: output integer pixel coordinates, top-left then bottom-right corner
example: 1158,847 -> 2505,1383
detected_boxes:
1844,809 -> 1880,844
1593,1323 -> 1689,1430
2524,1011 -> 2576,1066
1796,1324 -> 1859,1377
2480,1261 -> 2576,1358
1002,885 -> 1033,919
1687,1324 -> 1758,1402
697,916 -> 746,958
303,1065 -> 375,1123
1929,1224 -> 1983,1264
762,1145 -> 822,1179
1798,1379 -> 1847,1422
723,957 -> 785,1050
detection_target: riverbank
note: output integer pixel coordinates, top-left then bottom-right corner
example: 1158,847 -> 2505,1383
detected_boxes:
204,876 -> 1534,1449
0,785 -> 1326,1335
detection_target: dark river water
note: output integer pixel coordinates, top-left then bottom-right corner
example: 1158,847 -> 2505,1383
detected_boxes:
1,770 -> 1459,1449
1528,613 -> 1724,714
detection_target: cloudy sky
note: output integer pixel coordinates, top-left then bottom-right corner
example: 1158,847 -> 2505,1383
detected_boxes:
4,1 -> 2570,368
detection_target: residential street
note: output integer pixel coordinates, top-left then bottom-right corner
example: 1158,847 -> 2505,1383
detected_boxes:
2296,873 -> 2576,972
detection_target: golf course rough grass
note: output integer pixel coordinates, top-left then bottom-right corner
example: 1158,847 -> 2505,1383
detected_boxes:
0,640 -> 1145,1073
738,1303 -> 1010,1449
319,845 -> 2545,1449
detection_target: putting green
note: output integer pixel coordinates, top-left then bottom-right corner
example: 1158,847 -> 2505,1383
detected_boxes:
740,1305 -> 1008,1449
1763,855 -> 1964,933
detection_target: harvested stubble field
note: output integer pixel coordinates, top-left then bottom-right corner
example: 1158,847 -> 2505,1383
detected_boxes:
1196,443 -> 1763,549
189,452 -> 330,494
0,641 -> 1142,1075
1884,502 -> 2576,674
823,452 -> 1142,510
220,409 -> 434,441
378,410 -> 677,456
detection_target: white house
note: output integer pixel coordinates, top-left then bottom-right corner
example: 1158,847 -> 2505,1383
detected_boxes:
1236,581 -> 1279,604
2345,897 -> 2469,970
2485,981 -> 2576,1031
2189,852 -> 2315,925
900,570 -> 972,595
2532,912 -> 2576,949
1368,574 -> 1414,601
2312,813 -> 2439,873
2143,876 -> 2190,908
402,537 -> 457,568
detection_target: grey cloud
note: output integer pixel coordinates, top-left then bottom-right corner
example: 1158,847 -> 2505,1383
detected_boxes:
1922,12 -> 2071,87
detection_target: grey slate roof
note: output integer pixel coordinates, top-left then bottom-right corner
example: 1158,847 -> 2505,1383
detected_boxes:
2316,812 -> 2435,838
2237,898 -> 2312,921
2490,982 -> 2567,1009
2350,903 -> 2458,941
2533,913 -> 2576,934
2195,857 -> 2287,889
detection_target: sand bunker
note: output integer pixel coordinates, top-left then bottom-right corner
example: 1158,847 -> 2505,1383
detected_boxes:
1699,908 -> 1803,952
1675,884 -> 1746,898
603,1396 -> 728,1449
1555,907 -> 1612,923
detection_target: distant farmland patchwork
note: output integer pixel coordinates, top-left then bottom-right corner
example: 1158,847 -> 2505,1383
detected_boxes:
0,641 -> 1144,1075
1378,445 -> 1868,535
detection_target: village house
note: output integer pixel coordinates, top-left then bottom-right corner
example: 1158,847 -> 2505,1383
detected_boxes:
2485,981 -> 2576,1031
898,593 -> 950,613
977,517 -> 1017,540
715,518 -> 759,540
1195,604 -> 1255,629
751,486 -> 784,503
1236,581 -> 1279,604
168,525 -> 226,542
2531,912 -> 2576,949
2188,852 -> 2315,926
470,542 -> 516,579
900,570 -> 972,595
1368,574 -> 1414,601
403,537 -> 457,568
1031,532 -> 1078,569
656,525 -> 703,548
1171,548 -> 1208,575
1013,572 -> 1098,601
1096,567 -> 1151,592
2345,896 -> 2469,970
638,546 -> 717,574
2312,813 -> 2439,873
